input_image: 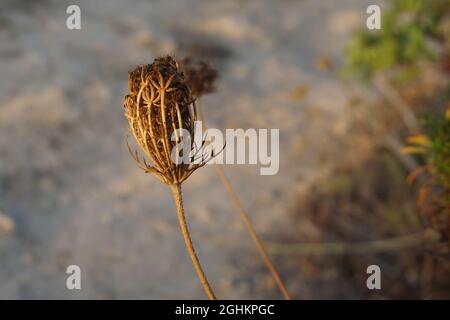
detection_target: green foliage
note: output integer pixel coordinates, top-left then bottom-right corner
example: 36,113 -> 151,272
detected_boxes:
402,110 -> 449,238
423,111 -> 450,188
343,0 -> 449,80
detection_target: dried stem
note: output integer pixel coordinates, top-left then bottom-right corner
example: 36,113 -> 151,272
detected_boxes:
267,230 -> 441,255
215,166 -> 292,300
197,102 -> 291,300
171,183 -> 217,300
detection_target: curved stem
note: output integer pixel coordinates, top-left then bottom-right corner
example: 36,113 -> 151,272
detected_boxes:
197,101 -> 291,300
215,166 -> 291,300
171,183 -> 217,300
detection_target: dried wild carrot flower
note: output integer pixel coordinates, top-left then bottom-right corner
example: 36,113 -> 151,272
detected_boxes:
124,56 -> 210,185
123,56 -> 216,300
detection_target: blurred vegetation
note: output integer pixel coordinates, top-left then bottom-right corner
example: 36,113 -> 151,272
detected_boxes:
343,0 -> 449,240
424,111 -> 450,189
403,111 -> 450,239
276,0 -> 450,299
343,0 -> 449,81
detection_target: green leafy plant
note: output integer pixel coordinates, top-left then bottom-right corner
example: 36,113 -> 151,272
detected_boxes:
124,56 -> 217,299
403,109 -> 450,239
343,0 -> 449,80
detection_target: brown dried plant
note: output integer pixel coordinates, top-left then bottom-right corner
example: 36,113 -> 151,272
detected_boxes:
123,56 -> 216,299
181,57 -> 219,98
182,58 -> 292,299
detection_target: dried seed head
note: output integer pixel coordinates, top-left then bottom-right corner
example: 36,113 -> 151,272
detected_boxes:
124,56 -> 210,185
181,57 -> 219,98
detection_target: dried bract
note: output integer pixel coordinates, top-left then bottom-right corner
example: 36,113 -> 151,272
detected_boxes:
181,57 -> 219,98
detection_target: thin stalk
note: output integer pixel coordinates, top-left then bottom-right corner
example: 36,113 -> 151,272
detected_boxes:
171,183 -> 217,300
215,166 -> 291,300
197,102 -> 291,300
266,230 -> 441,255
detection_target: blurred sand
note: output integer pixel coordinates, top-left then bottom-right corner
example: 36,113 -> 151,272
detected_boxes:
0,0 -> 376,299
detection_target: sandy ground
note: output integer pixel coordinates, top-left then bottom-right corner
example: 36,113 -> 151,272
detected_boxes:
0,0 -> 377,299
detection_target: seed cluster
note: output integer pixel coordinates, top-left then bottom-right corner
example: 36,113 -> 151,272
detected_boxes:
124,56 -> 208,185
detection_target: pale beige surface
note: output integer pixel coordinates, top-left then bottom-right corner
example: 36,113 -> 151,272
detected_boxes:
0,0 -> 376,299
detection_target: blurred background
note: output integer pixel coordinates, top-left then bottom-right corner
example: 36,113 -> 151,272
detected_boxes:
0,0 -> 448,299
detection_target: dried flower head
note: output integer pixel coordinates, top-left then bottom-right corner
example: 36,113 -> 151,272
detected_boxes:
181,57 -> 219,98
124,56 -> 209,185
